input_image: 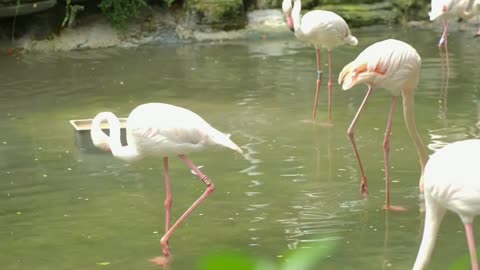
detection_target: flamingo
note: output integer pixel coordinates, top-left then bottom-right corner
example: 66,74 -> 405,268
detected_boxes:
429,0 -> 479,81
90,103 -> 243,264
282,0 -> 358,123
413,139 -> 480,270
338,39 -> 427,211
429,0 -> 479,44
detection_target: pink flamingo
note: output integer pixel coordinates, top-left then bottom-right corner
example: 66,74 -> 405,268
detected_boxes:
338,39 -> 427,211
413,139 -> 480,270
282,0 -> 357,122
90,103 -> 243,264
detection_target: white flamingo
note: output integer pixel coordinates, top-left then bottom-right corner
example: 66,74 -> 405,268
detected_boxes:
413,139 -> 480,270
282,0 -> 357,122
429,0 -> 479,44
338,39 -> 427,211
429,0 -> 479,81
90,103 -> 243,264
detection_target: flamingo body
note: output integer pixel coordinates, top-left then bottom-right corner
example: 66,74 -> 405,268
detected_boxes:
126,103 -> 241,157
90,102 -> 242,262
92,103 -> 242,160
294,9 -> 358,49
413,139 -> 480,270
339,39 -> 421,96
429,0 -> 479,21
338,39 -> 427,210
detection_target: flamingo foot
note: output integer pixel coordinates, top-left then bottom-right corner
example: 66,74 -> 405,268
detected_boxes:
300,119 -> 334,127
383,205 -> 407,212
360,176 -> 368,196
149,256 -> 171,266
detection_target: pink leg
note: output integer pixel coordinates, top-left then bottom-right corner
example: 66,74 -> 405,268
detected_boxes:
327,49 -> 333,123
465,223 -> 479,270
160,154 -> 215,257
347,86 -> 374,195
164,157 -> 172,233
312,48 -> 322,120
382,97 -> 406,211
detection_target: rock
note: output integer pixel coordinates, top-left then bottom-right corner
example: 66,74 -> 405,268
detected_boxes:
317,2 -> 401,27
254,0 -> 283,9
184,0 -> 246,31
391,0 -> 430,21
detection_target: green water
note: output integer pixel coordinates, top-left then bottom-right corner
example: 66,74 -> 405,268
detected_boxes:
1,25 -> 480,270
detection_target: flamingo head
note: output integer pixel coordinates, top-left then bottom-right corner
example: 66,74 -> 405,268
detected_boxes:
281,0 -> 294,31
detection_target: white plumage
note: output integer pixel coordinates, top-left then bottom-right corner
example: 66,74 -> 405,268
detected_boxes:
413,139 -> 480,270
338,39 -> 427,210
282,0 -> 357,121
90,102 -> 242,262
91,103 -> 242,161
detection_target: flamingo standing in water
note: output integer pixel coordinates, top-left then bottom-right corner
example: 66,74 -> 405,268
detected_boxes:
90,103 -> 243,264
413,139 -> 480,270
282,0 -> 357,123
430,0 -> 479,44
338,39 -> 427,211
429,0 -> 479,80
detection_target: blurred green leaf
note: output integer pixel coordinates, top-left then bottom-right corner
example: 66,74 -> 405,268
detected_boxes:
448,250 -> 479,270
281,241 -> 337,270
199,251 -> 257,270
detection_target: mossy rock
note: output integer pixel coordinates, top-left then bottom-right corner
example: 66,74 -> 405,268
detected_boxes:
253,0 -> 318,10
391,0 -> 430,21
254,0 -> 283,9
317,2 -> 401,27
184,0 -> 246,31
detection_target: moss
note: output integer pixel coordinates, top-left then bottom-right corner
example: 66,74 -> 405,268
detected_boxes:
316,2 -> 401,27
185,0 -> 246,31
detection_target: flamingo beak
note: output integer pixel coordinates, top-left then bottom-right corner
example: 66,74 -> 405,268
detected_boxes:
287,16 -> 294,32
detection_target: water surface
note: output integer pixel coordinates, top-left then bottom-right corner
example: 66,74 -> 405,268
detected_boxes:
1,25 -> 480,270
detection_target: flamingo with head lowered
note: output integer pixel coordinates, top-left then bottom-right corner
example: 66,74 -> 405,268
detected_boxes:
413,139 -> 480,270
338,39 -> 427,211
282,0 -> 357,123
90,102 -> 243,265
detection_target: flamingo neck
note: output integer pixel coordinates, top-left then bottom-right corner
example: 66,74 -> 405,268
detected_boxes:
292,0 -> 302,33
91,112 -> 140,162
402,90 -> 427,188
413,201 -> 446,270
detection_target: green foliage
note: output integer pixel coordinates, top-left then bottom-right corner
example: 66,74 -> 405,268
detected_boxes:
448,249 -> 480,270
99,0 -> 147,29
163,0 -> 176,7
199,241 -> 337,270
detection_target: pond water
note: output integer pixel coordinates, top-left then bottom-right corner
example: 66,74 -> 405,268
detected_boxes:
1,25 -> 480,270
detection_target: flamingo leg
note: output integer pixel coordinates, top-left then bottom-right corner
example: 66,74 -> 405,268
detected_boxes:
163,157 -> 172,233
465,223 -> 480,270
382,96 -> 406,211
347,85 -> 374,195
312,48 -> 322,120
327,49 -> 333,123
160,154 -> 215,257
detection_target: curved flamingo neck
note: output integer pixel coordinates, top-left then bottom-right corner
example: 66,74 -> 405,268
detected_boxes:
91,112 -> 140,162
402,89 -> 427,187
292,0 -> 302,34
